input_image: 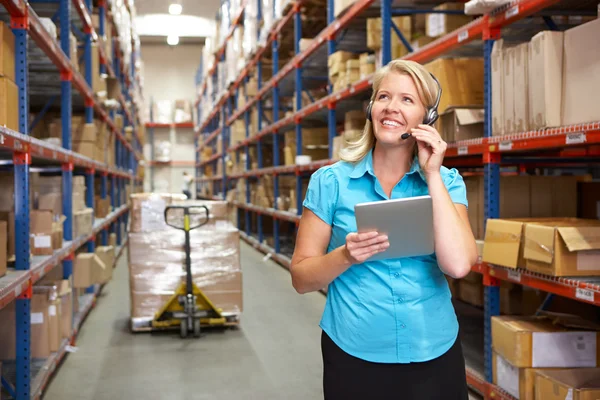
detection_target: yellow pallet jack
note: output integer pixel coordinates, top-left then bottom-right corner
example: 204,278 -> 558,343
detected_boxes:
152,205 -> 228,338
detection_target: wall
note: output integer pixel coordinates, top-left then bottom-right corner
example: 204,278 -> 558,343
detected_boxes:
141,43 -> 201,194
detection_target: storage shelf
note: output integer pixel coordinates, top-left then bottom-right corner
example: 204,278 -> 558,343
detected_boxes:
240,231 -> 292,268
446,122 -> 600,157
228,159 -> 333,178
147,160 -> 196,167
0,205 -> 129,312
197,152 -> 222,167
197,128 -> 222,150
145,122 -> 194,129
233,201 -> 300,223
30,240 -> 128,399
472,262 -> 600,307
1,0 -> 143,159
197,0 -> 247,100
197,5 -> 298,131
0,126 -> 136,179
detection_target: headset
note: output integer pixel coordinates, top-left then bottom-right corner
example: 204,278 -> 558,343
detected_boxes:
366,72 -> 442,127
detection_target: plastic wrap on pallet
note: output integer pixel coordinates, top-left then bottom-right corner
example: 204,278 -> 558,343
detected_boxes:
128,227 -> 242,327
173,100 -> 193,123
243,16 -> 258,60
129,193 -> 231,233
259,0 -> 275,47
39,18 -> 57,40
464,0 -> 511,15
219,1 -> 231,47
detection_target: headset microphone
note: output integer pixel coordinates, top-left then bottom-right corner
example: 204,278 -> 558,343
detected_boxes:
401,133 -> 411,140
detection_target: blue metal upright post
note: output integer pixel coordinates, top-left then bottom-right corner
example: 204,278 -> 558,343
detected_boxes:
294,8 -> 303,213
116,177 -> 122,244
99,0 -> 106,74
244,77 -> 251,236
222,100 -> 228,200
381,0 -> 392,65
257,61 -> 264,243
101,172 -> 109,245
482,25 -> 501,383
84,0 -> 93,124
272,24 -> 281,254
327,0 -> 336,157
12,11 -> 31,398
59,0 -> 74,286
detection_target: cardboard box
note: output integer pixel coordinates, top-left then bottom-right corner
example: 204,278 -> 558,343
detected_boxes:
0,22 -> 15,81
52,216 -> 65,250
31,210 -> 54,256
367,17 -> 412,59
0,76 -> 18,132
73,191 -> 86,213
458,279 -> 483,307
512,43 -> 529,133
95,246 -> 115,283
530,175 -> 578,218
73,123 -> 96,142
73,141 -> 96,159
535,369 -> 600,400
562,18 -> 600,125
523,219 -> 600,277
95,196 -> 111,218
503,47 -> 516,133
73,253 -> 106,288
578,181 -> 600,219
492,352 -> 562,400
345,110 -> 365,132
0,221 -> 6,277
439,107 -> 484,142
492,315 -> 600,368
426,3 -> 472,38
109,232 -> 117,247
527,31 -> 563,130
334,0 -> 355,17
73,208 -> 93,238
424,58 -> 484,114
500,283 -> 546,316
38,192 -> 62,217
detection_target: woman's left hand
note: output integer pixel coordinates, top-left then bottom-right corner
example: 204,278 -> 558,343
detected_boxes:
410,124 -> 447,179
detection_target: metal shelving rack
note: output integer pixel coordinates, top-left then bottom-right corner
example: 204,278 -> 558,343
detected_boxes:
0,0 -> 143,398
195,1 -> 600,399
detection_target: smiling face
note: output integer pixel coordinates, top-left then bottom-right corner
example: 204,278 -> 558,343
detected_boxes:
370,72 -> 427,147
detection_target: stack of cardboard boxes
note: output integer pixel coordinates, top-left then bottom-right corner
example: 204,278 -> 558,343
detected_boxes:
0,21 -> 18,132
328,51 -> 359,93
0,279 -> 72,360
283,128 -> 329,165
72,176 -> 93,239
493,18 -> 600,136
127,194 -> 243,330
491,314 -> 600,399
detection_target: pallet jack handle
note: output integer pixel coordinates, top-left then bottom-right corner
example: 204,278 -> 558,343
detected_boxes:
164,205 -> 210,232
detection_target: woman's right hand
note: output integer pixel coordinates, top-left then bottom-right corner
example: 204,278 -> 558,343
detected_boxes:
344,231 -> 390,264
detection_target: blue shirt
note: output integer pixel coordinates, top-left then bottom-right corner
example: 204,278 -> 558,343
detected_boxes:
302,150 -> 468,364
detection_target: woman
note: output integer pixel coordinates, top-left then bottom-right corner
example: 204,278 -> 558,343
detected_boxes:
290,59 -> 477,400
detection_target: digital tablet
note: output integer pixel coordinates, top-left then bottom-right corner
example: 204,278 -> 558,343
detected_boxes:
354,195 -> 434,261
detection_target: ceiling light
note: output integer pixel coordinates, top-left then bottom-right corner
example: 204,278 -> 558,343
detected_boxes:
167,34 -> 179,46
168,3 -> 182,15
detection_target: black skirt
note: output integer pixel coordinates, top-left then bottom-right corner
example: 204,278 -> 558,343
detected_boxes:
321,331 -> 469,400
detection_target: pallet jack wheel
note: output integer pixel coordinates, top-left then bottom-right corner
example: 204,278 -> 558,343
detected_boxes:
180,321 -> 188,338
193,319 -> 201,338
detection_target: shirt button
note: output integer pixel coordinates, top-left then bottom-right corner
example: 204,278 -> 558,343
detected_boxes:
394,272 -> 400,278
400,324 -> 406,329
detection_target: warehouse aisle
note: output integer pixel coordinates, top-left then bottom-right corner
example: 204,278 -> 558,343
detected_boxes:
44,242 -> 326,400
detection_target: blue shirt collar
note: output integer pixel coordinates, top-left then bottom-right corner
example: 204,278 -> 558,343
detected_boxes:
349,149 -> 426,181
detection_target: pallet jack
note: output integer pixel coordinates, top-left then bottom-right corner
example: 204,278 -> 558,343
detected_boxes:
151,205 -> 231,338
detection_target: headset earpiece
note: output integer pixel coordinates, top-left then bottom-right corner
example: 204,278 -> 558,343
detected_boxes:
366,100 -> 373,122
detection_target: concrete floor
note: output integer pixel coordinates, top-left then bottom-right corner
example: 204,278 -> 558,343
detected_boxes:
44,241 -> 482,400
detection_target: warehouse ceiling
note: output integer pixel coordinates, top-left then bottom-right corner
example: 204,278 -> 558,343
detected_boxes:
134,0 -> 220,42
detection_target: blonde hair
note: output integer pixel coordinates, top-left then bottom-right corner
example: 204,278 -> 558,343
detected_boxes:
339,59 -> 440,163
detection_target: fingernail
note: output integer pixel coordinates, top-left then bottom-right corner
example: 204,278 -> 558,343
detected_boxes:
382,235 -> 388,241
